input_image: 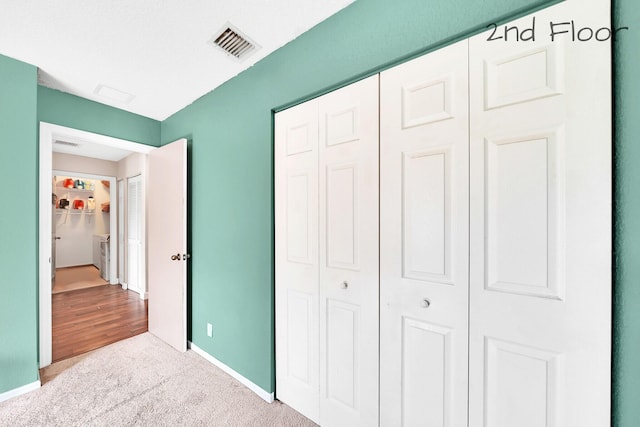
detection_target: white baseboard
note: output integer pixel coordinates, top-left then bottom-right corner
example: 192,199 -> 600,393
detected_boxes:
188,341 -> 274,403
140,291 -> 148,300
0,380 -> 41,403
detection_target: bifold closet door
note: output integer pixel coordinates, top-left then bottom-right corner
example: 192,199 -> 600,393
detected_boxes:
318,75 -> 379,427
380,40 -> 469,426
276,75 -> 379,426
275,100 -> 320,423
468,1 -> 611,426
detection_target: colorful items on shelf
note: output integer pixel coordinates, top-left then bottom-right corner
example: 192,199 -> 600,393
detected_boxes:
60,177 -> 96,190
56,178 -> 105,212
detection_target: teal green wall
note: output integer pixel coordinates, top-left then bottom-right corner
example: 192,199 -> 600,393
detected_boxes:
38,86 -> 160,147
0,57 -> 159,395
613,0 -> 640,425
162,0 -> 557,392
0,54 -> 39,393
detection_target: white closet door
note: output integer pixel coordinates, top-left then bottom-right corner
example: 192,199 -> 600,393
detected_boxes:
275,100 -> 320,423
127,175 -> 143,293
318,74 -> 379,427
468,1 -> 611,426
380,40 -> 469,427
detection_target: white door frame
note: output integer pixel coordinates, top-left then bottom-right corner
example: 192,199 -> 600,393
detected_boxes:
39,122 -> 154,368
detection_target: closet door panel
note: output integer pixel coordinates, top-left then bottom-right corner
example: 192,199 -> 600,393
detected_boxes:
319,75 -> 379,427
468,2 -> 611,426
275,101 -> 320,423
380,40 -> 469,427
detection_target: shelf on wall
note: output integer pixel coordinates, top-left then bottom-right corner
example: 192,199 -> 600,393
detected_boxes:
56,187 -> 94,193
55,209 -> 96,215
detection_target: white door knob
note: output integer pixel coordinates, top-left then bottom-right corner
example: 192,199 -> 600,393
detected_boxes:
421,298 -> 431,308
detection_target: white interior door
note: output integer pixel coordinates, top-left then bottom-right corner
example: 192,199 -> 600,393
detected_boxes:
380,40 -> 469,427
468,2 -> 611,426
275,100 -> 320,423
318,75 -> 379,427
148,138 -> 188,352
127,175 -> 143,293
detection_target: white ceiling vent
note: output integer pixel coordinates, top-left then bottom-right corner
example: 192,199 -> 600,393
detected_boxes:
210,23 -> 259,61
54,140 -> 80,148
94,84 -> 135,104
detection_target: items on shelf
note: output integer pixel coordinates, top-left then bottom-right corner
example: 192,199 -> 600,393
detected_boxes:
54,176 -> 109,214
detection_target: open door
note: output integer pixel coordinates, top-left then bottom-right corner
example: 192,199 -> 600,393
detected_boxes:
147,138 -> 188,352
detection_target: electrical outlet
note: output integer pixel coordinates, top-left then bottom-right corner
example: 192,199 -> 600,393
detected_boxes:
207,323 -> 213,337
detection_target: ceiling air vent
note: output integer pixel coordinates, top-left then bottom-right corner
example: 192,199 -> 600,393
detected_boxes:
54,140 -> 80,148
210,23 -> 259,61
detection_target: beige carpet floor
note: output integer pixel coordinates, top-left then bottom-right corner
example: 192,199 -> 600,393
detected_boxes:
53,265 -> 108,294
0,333 -> 315,427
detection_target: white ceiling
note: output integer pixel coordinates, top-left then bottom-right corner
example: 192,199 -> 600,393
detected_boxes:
47,123 -> 156,162
53,139 -> 138,162
0,0 -> 353,121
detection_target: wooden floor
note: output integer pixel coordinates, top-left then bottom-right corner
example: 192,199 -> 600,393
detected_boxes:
52,285 -> 148,363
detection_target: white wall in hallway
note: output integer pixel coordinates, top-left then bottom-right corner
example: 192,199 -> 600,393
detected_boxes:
53,153 -> 116,268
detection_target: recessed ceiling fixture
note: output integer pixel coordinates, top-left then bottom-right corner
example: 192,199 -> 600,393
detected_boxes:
210,23 -> 260,61
94,84 -> 135,104
54,139 -> 80,148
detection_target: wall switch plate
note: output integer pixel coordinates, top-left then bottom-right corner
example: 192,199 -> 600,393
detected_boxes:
207,323 -> 213,337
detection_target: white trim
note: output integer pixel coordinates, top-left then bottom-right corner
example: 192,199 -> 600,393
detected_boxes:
39,124 -> 53,368
39,122 -> 155,368
0,380 -> 40,403
188,341 -> 274,403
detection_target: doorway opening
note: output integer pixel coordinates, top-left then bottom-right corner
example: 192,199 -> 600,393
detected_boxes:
52,170 -> 116,291
39,122 -> 155,367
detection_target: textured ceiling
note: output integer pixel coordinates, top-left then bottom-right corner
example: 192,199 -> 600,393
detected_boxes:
0,0 -> 353,121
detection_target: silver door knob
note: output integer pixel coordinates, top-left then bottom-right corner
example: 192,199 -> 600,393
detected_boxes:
421,298 -> 431,308
341,281 -> 349,289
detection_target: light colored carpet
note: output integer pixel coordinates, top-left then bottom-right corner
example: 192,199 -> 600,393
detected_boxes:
53,265 -> 108,294
0,333 -> 315,427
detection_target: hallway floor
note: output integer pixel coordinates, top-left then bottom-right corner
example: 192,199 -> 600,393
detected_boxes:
52,285 -> 148,363
52,265 -> 107,294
